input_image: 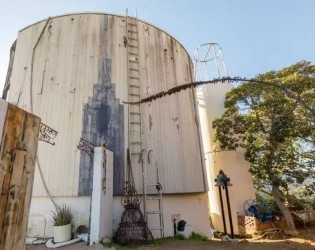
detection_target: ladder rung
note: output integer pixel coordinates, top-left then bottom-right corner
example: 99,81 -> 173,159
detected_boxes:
128,23 -> 137,27
128,37 -> 138,41
129,59 -> 138,63
129,76 -> 139,79
131,121 -> 141,124
130,84 -> 140,88
146,210 -> 162,215
128,52 -> 138,56
147,183 -> 159,186
129,93 -> 140,97
148,226 -> 163,230
129,45 -> 139,49
128,30 -> 137,33
131,141 -> 141,144
146,196 -> 161,200
130,112 -> 141,115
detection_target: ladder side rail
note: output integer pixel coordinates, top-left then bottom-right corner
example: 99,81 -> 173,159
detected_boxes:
125,9 -> 131,151
146,150 -> 164,238
139,149 -> 147,219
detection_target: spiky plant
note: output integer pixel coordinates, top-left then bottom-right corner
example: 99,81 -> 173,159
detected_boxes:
51,205 -> 72,226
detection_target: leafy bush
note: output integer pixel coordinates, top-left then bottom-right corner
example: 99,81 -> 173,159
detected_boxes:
51,205 -> 72,226
256,192 -> 281,215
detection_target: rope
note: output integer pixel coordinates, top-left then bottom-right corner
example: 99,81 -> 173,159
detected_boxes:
29,17 -> 51,112
28,16 -> 60,211
36,155 -> 60,210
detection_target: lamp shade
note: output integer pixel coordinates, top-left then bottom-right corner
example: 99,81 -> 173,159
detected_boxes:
214,172 -> 233,186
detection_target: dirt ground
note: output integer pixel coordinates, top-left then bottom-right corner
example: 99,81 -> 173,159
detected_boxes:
26,228 -> 315,250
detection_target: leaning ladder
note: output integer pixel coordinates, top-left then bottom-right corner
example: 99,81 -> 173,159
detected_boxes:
126,10 -> 142,156
144,150 -> 164,238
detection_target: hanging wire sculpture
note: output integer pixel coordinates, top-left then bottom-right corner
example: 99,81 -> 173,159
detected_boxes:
114,148 -> 152,245
38,122 -> 58,145
77,138 -> 95,160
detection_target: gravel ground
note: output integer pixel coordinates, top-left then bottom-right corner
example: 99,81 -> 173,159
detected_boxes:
26,242 -> 107,250
26,238 -> 315,250
26,228 -> 315,250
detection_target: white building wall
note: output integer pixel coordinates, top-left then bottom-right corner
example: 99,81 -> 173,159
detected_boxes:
113,193 -> 211,239
197,83 -> 256,235
90,147 -> 114,244
27,196 -> 91,238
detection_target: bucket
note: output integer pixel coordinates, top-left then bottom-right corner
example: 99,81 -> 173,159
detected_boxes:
53,223 -> 71,243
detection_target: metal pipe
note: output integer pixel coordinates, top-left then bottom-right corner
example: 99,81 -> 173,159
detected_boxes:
224,182 -> 234,238
218,186 -> 227,235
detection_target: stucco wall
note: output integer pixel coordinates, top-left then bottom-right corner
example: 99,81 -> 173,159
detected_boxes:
113,193 -> 211,239
197,82 -> 256,235
27,193 -> 211,239
90,148 -> 114,243
27,196 -> 91,238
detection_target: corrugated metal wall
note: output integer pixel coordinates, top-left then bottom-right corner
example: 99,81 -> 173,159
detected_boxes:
7,13 -> 206,196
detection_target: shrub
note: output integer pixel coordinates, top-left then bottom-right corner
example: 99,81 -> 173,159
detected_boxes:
51,205 -> 72,226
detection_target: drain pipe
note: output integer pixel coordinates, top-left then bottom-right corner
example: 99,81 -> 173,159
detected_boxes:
45,238 -> 81,248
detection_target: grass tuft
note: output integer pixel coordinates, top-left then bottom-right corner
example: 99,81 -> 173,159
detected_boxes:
188,232 -> 208,241
174,234 -> 186,240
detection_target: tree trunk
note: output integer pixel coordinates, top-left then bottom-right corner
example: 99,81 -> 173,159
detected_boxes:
272,184 -> 298,235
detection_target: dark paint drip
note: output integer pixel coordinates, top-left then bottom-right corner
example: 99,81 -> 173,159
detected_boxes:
78,58 -> 125,196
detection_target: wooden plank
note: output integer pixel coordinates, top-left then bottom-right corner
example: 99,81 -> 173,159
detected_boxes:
0,102 -> 40,250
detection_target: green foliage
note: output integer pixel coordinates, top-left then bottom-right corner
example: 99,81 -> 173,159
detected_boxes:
287,184 -> 315,209
51,205 -> 72,226
174,232 -> 208,241
256,192 -> 281,215
188,232 -> 208,241
100,233 -> 208,249
174,234 -> 185,240
213,61 -> 315,221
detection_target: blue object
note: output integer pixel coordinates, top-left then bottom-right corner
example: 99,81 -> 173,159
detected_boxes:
248,203 -> 276,223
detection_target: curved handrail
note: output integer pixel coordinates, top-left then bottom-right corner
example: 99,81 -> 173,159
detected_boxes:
139,149 -> 147,163
147,149 -> 158,166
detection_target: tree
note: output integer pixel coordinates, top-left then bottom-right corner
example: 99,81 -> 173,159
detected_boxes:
212,61 -> 315,234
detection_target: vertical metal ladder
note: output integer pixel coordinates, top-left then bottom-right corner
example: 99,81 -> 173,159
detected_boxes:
144,150 -> 164,238
126,10 -> 142,155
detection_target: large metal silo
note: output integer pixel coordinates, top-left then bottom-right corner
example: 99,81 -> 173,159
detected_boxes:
4,13 -> 210,238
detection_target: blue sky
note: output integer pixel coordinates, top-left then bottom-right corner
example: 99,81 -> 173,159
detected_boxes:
1,0 -> 314,92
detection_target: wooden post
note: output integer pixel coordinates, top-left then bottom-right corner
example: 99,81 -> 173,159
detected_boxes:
0,99 -> 40,250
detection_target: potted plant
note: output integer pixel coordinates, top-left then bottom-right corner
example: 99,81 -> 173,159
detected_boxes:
51,205 -> 72,243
